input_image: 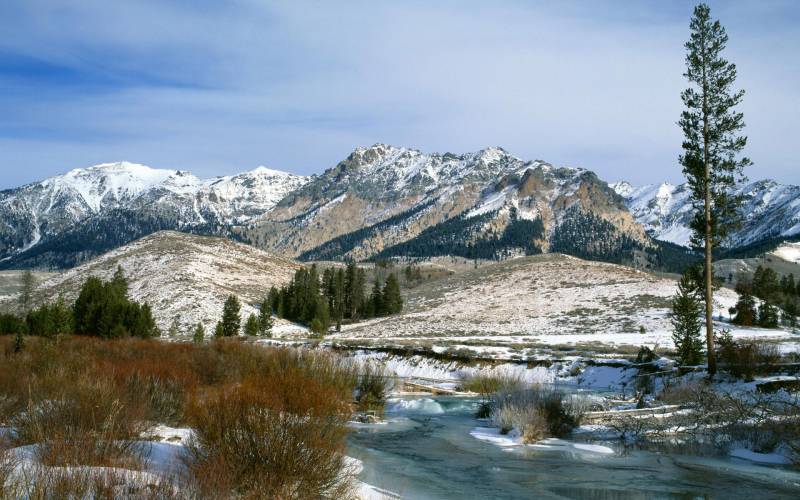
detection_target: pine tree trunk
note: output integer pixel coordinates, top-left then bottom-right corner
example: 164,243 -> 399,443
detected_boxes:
702,67 -> 717,375
704,159 -> 716,375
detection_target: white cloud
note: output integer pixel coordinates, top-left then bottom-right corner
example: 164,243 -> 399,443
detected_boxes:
0,0 -> 797,187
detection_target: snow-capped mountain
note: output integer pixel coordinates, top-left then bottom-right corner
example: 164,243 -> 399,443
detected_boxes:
0,162 -> 308,268
612,179 -> 800,248
246,144 -> 653,266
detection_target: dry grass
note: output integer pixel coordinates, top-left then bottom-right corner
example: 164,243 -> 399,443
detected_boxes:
490,386 -> 587,442
460,373 -> 526,418
0,336 -> 360,498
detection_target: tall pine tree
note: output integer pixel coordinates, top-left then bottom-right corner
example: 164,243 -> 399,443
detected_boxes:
679,4 -> 750,374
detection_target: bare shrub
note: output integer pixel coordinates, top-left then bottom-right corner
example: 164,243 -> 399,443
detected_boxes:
355,362 -> 390,413
0,336 -> 362,496
186,374 -> 354,499
654,381 -> 800,459
12,375 -> 147,468
8,465 -> 184,500
717,336 -> 780,381
461,372 -> 525,418
0,435 -> 18,498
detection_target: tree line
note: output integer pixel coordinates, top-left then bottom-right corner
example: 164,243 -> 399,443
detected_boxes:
267,263 -> 402,335
729,265 -> 798,329
671,263 -> 799,367
0,267 -> 158,351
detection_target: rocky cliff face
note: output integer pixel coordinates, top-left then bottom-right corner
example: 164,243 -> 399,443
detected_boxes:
244,144 -> 651,265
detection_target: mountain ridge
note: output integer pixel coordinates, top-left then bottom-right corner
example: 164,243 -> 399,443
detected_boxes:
2,145 -> 797,271
0,161 -> 308,268
612,178 -> 800,248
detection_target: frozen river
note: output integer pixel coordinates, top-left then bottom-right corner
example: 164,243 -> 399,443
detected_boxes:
348,395 -> 800,499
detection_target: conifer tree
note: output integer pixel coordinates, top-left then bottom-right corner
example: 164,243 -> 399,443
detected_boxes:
18,269 -> 34,314
51,295 -> 72,336
783,299 -> 798,329
193,322 -> 205,343
382,274 -> 403,315
732,287 -> 756,326
752,266 -> 779,302
258,298 -> 273,337
369,278 -> 383,317
71,275 -> 154,338
111,265 -> 128,296
333,268 -> 345,331
679,3 -> 751,374
244,313 -> 260,336
214,321 -> 224,338
757,301 -> 779,328
268,286 -> 282,318
220,295 -> 241,336
780,274 -> 795,296
671,272 -> 704,366
168,317 -> 180,338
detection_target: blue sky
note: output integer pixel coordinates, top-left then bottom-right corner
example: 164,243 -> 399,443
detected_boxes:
1,0 -> 798,189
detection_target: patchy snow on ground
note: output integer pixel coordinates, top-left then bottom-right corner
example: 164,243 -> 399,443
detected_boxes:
31,231 -> 301,335
353,351 -> 563,385
334,254 -> 784,352
576,365 -> 637,391
2,423 -> 385,499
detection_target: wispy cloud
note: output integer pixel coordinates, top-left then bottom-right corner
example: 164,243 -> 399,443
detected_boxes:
1,0 -> 798,188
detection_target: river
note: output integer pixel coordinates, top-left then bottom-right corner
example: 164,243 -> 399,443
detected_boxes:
347,395 -> 800,499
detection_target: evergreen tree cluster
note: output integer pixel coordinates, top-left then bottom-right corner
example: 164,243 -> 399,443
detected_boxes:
269,263 -> 403,335
24,296 -> 72,338
0,313 -> 25,336
298,201 -> 435,261
268,265 -> 331,335
730,265 -> 799,328
1,208 -> 242,270
549,207 -> 643,266
0,266 -> 158,339
374,209 -> 544,261
72,268 -> 157,338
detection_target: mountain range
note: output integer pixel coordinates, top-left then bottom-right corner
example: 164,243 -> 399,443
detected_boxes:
612,179 -> 800,251
0,162 -> 307,268
1,144 -> 797,270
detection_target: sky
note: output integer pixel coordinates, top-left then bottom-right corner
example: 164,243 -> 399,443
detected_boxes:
1,0 -> 798,189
